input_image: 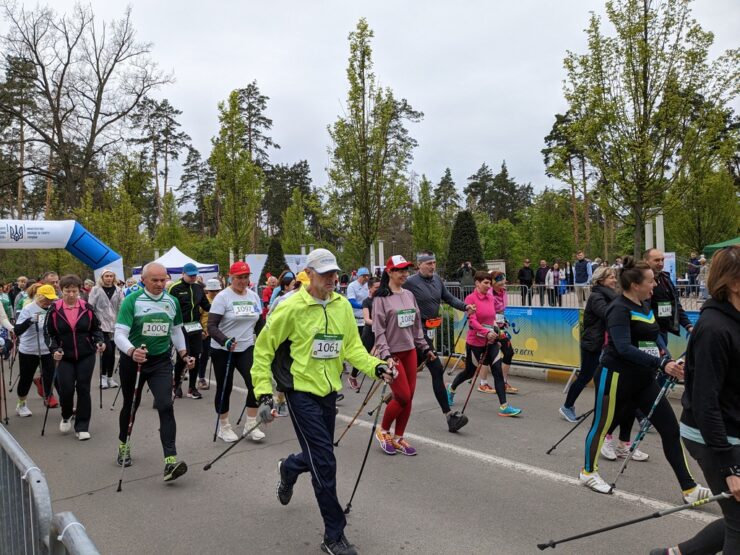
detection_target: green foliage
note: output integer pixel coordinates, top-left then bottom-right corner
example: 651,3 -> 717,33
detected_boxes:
260,237 -> 287,285
445,210 -> 485,277
281,188 -> 310,254
411,175 -> 441,256
154,192 -> 188,252
524,189 -> 577,264
464,162 -> 532,222
478,218 -> 527,276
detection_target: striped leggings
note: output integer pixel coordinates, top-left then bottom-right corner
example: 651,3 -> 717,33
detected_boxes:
582,366 -> 696,491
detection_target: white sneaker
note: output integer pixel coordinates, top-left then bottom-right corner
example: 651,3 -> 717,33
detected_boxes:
245,418 -> 266,441
616,442 -> 649,461
107,377 -> 119,388
59,418 -> 72,434
579,470 -> 612,494
75,431 -> 91,441
15,402 -> 32,417
600,435 -> 617,461
100,376 -> 109,389
217,421 -> 238,443
683,484 -> 712,504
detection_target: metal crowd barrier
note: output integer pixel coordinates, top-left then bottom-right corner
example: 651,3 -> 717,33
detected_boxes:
0,424 -> 100,555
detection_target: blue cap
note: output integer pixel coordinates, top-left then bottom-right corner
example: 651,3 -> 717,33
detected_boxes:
357,267 -> 370,276
182,263 -> 199,276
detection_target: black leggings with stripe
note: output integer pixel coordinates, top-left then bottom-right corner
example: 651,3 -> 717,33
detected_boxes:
582,365 -> 696,491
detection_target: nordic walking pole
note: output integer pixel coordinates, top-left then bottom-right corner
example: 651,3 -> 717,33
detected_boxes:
235,397 -> 248,426
609,376 -> 678,491
356,373 -> 367,394
334,379 -> 382,447
460,344 -> 491,415
344,381 -> 388,515
537,492 -> 731,550
212,346 -> 234,442
443,315 -> 468,376
99,351 -> 103,409
109,358 -> 122,410
546,408 -> 595,455
204,410 -> 274,471
117,345 -> 146,492
367,392 -> 392,416
8,337 -> 17,388
1,354 -> 8,425
41,354 -> 61,436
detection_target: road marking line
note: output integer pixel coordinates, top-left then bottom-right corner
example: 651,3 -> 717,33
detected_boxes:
336,414 -> 719,525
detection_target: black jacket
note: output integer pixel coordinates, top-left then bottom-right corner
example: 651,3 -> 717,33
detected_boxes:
580,285 -> 618,352
517,266 -> 534,285
681,299 -> 740,469
168,279 -> 211,324
651,271 -> 691,335
44,299 -> 104,361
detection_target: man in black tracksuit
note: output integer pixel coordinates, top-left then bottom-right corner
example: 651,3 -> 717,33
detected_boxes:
517,259 -> 534,306
644,249 -> 693,355
168,263 -> 211,399
403,251 -> 474,433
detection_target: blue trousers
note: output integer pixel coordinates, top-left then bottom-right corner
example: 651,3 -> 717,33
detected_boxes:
284,390 -> 344,541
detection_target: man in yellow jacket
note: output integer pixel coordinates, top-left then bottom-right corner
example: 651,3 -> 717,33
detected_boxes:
252,248 -> 394,555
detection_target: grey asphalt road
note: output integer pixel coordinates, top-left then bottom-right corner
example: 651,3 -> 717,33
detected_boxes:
3,364 -> 720,555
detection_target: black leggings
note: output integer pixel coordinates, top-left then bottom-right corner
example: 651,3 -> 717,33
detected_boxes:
211,347 -> 257,415
174,329 -> 202,391
583,366 -> 696,490
351,328 -> 375,378
677,440 -> 740,554
57,355 -> 95,431
565,347 -> 600,409
198,337 -> 211,379
118,353 -> 177,458
100,332 -> 115,378
452,343 -> 506,405
418,335 -> 450,414
17,352 -> 55,399
500,341 -> 513,365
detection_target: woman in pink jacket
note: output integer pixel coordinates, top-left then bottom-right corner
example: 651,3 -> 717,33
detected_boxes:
446,271 -> 521,417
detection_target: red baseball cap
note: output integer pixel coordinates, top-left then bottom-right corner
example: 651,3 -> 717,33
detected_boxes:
229,261 -> 251,276
386,255 -> 413,271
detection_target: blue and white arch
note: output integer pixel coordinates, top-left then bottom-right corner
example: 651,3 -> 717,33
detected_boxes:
0,219 -> 124,280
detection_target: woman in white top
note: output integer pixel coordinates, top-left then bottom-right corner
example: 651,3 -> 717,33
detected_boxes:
545,262 -> 566,307
87,269 -> 124,389
207,261 -> 264,443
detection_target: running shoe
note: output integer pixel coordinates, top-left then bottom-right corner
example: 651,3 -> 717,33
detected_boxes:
336,393 -> 344,403
504,382 -> 519,394
163,457 -> 188,482
100,376 -> 109,389
391,437 -> 417,456
33,376 -> 44,397
75,431 -> 91,441
197,378 -> 209,390
579,469 -> 612,494
477,383 -> 496,394
321,534 -> 358,555
117,443 -> 132,467
446,383 -> 456,406
615,442 -> 649,461
600,435 -> 617,460
44,395 -> 59,408
276,458 -> 293,505
347,375 -> 360,391
682,484 -> 712,504
187,388 -> 203,399
559,405 -> 578,423
59,418 -> 72,434
375,428 -> 396,455
447,411 -> 469,433
107,377 -> 119,388
498,404 -> 522,417
245,419 -> 266,441
15,402 -> 32,417
174,386 -> 183,399
217,421 -> 239,443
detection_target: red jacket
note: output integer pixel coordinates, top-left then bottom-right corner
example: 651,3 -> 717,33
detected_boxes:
44,299 -> 104,361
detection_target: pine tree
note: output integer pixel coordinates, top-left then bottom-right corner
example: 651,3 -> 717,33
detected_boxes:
412,175 -> 441,255
236,80 -> 280,166
445,210 -> 485,278
260,237 -> 287,285
177,146 -> 215,235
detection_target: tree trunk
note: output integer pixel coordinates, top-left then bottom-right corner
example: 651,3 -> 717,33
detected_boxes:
16,120 -> 25,218
152,157 -> 161,225
44,146 -> 53,217
633,207 -> 644,258
580,156 -> 590,253
567,157 -> 580,247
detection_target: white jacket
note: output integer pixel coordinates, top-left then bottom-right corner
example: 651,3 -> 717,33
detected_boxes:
545,269 -> 566,289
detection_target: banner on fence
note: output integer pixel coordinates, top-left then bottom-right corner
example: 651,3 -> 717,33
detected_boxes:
449,306 -> 696,368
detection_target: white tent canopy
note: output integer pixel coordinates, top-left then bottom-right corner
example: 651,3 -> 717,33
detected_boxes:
132,247 -> 219,282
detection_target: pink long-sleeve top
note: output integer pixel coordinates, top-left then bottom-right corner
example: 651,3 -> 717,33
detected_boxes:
465,289 -> 497,347
372,290 -> 428,360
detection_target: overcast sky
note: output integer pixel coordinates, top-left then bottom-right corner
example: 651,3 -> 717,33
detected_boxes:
13,0 -> 740,196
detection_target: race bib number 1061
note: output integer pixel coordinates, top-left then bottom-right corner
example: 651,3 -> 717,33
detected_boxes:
311,333 -> 343,359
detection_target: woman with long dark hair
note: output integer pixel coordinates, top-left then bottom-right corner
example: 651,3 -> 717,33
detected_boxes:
653,246 -> 740,554
373,256 -> 434,456
579,256 -> 710,503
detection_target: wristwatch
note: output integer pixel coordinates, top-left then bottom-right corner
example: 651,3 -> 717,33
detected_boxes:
720,464 -> 740,478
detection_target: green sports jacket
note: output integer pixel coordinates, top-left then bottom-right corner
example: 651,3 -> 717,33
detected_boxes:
252,286 -> 383,397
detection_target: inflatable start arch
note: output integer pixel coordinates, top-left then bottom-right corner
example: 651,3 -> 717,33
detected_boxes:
0,220 -> 124,280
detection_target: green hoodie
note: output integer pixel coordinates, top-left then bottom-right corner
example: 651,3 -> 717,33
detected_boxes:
252,286 -> 383,397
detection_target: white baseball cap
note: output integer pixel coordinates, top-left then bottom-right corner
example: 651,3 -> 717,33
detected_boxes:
205,278 -> 222,291
305,248 -> 340,274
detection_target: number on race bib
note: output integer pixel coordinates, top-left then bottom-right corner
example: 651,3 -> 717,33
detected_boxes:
142,322 -> 170,337
426,328 -> 436,341
638,341 -> 660,357
657,302 -> 672,318
183,321 -> 202,333
397,309 -> 416,329
233,301 -> 257,318
311,334 -> 343,359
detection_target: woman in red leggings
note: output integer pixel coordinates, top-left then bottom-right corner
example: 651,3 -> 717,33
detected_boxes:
372,255 -> 435,456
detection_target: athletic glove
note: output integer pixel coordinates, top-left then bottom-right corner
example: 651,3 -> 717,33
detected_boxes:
224,337 -> 236,351
257,394 -> 275,424
375,363 -> 396,381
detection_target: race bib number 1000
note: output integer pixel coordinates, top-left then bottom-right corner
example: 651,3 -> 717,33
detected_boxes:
311,333 -> 343,359
142,322 -> 170,337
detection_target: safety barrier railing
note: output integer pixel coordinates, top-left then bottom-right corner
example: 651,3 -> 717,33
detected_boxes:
49,512 -> 99,555
0,424 -> 100,555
